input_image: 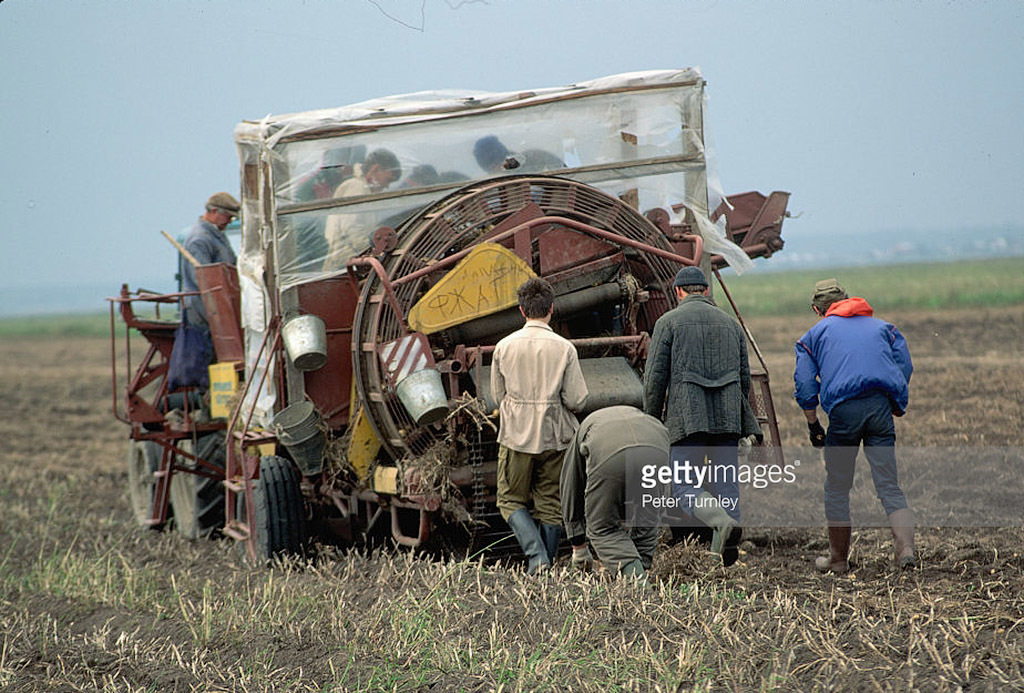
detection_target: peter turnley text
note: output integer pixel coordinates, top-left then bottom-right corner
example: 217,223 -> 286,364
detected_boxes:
641,493 -> 739,511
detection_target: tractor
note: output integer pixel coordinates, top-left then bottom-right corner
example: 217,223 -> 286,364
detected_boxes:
109,68 -> 791,562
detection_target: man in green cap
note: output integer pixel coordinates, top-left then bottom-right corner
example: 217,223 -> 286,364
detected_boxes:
795,278 -> 916,572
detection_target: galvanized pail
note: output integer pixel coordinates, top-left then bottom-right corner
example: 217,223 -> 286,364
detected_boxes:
271,401 -> 325,476
395,368 -> 450,426
282,314 -> 327,371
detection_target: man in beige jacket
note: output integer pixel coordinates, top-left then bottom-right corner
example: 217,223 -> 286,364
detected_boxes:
491,277 -> 588,574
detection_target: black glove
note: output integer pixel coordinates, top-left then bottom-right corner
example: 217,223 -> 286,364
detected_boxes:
808,420 -> 826,448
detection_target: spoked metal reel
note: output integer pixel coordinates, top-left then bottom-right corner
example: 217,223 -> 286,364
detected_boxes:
352,175 -> 683,461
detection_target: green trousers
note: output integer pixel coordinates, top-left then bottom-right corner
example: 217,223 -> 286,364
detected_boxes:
567,448 -> 661,571
497,445 -> 565,526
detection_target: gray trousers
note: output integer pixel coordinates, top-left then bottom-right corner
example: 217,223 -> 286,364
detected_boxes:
824,392 -> 910,523
576,448 -> 662,571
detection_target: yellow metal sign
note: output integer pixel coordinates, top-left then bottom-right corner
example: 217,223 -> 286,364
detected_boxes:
407,243 -> 536,334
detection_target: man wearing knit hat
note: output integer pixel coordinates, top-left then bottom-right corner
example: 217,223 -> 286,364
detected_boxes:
643,265 -> 762,567
795,278 -> 916,573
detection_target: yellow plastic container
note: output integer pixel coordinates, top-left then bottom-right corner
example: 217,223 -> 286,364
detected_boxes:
208,361 -> 242,419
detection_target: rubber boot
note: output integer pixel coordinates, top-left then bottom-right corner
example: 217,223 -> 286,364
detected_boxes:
888,508 -> 917,570
691,491 -> 742,567
507,509 -> 550,575
619,559 -> 649,588
815,524 -> 852,573
539,523 -> 562,565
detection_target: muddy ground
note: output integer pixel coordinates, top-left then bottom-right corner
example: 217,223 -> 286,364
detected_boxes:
1,304 -> 1022,691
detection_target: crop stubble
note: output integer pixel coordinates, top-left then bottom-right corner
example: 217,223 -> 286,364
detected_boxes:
0,306 -> 1022,691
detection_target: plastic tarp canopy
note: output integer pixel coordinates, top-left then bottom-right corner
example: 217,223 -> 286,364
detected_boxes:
232,68 -> 750,425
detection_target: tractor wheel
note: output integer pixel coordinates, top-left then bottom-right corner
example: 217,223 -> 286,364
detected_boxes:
238,456 -> 308,561
170,433 -> 227,540
127,439 -> 166,530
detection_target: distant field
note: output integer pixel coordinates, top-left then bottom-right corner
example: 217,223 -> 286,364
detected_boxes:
720,257 -> 1024,317
0,312 -> 122,338
2,258 -> 1022,337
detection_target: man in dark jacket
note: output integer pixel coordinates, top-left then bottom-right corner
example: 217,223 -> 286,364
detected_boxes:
795,278 -> 916,572
643,266 -> 762,566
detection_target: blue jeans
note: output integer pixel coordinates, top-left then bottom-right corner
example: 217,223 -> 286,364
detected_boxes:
824,392 -> 909,523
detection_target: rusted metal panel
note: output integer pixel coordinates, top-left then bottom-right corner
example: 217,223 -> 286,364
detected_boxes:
538,227 -> 619,276
196,263 -> 244,363
711,190 -> 791,259
296,276 -> 358,429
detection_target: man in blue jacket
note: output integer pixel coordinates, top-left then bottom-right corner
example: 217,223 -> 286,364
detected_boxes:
795,278 -> 916,572
181,192 -> 240,332
172,192 -> 240,390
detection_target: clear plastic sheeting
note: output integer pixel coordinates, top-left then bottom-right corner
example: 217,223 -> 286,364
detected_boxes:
232,69 -> 755,419
233,68 -> 753,294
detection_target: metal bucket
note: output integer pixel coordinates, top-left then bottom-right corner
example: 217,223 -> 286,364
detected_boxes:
271,401 -> 325,476
395,368 -> 450,426
282,314 -> 327,371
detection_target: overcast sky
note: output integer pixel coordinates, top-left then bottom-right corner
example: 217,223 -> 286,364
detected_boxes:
1,0 -> 1022,313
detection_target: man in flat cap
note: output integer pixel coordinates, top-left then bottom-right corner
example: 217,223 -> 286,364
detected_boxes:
643,265 -> 762,566
171,192 -> 241,390
180,192 -> 240,334
795,278 -> 916,573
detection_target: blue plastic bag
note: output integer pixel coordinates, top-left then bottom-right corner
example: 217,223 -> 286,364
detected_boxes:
167,317 -> 213,391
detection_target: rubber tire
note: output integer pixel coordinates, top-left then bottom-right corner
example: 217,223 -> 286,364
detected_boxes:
238,456 -> 308,560
170,433 -> 227,540
127,440 -> 166,530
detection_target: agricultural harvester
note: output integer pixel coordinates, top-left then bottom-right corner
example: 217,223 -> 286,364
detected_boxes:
109,69 -> 791,562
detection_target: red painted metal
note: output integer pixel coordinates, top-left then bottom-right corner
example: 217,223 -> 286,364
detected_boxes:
196,263 -> 244,363
224,316 -> 282,563
108,283 -> 246,533
393,215 -> 703,288
538,227 -> 619,276
296,277 -> 358,428
345,256 -> 408,323
711,190 -> 791,259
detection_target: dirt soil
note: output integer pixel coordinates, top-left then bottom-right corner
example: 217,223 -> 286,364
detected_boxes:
1,304 -> 1023,691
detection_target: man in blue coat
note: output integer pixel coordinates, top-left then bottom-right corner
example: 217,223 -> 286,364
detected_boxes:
181,192 -> 240,332
171,192 -> 240,390
795,278 -> 916,572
